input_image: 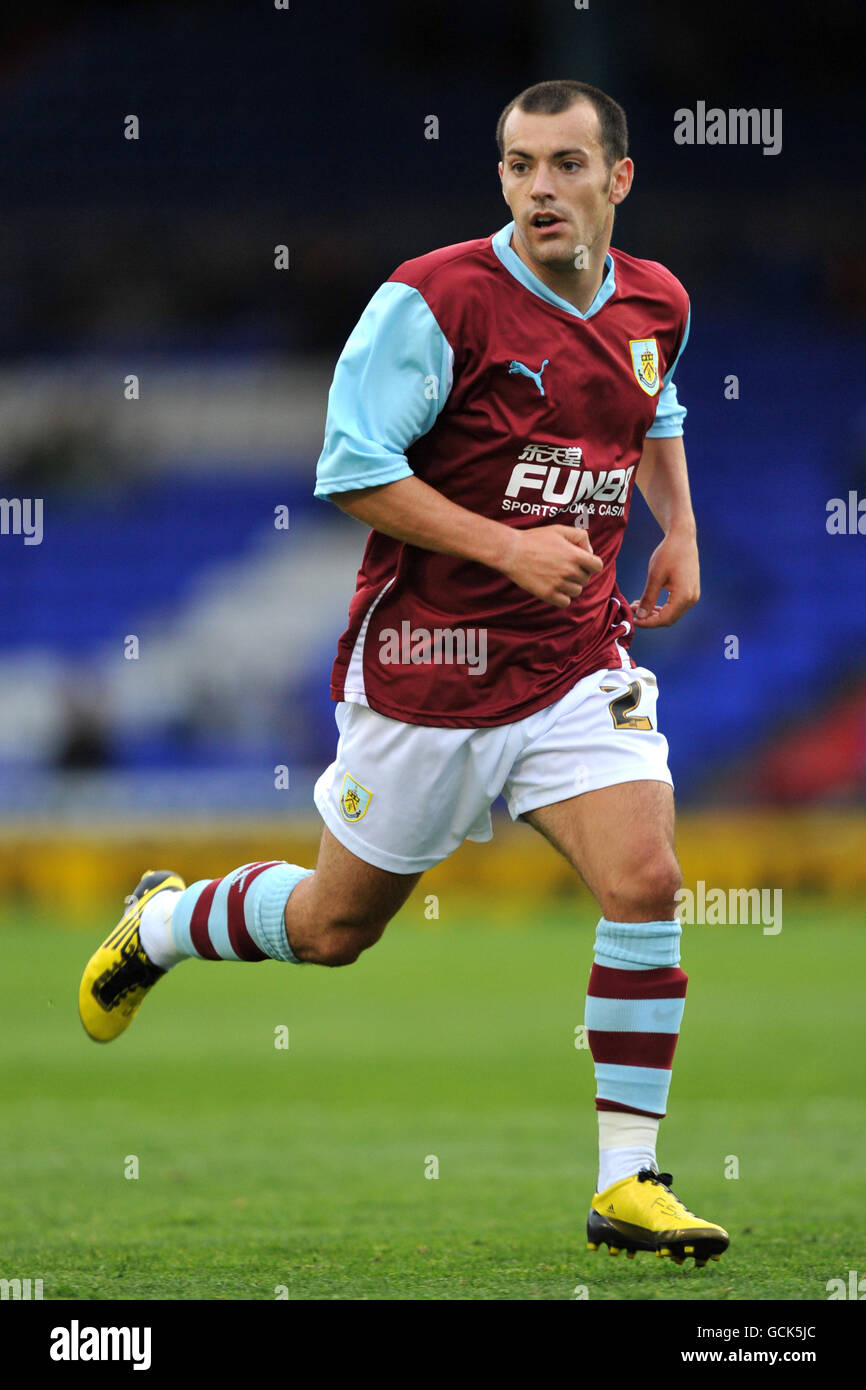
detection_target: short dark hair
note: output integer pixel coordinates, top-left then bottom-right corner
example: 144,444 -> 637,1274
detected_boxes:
496,79 -> 628,169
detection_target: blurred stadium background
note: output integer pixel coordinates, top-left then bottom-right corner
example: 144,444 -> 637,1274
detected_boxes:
0,0 -> 864,918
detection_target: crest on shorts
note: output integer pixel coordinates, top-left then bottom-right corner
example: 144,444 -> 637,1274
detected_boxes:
629,338 -> 660,396
339,773 -> 372,823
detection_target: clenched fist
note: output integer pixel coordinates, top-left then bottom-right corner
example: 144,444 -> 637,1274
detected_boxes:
500,525 -> 604,608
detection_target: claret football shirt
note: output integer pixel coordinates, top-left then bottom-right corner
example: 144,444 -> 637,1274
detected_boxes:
315,222 -> 690,728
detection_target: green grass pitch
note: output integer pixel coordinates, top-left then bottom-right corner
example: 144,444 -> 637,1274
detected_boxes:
0,895 -> 862,1301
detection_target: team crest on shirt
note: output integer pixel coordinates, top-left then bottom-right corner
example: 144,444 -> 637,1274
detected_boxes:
339,773 -> 372,823
628,338 -> 661,396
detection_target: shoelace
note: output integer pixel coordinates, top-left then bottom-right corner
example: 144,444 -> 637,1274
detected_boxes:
637,1168 -> 674,1189
636,1168 -> 699,1218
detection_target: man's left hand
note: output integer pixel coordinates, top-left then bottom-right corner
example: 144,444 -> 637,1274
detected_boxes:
630,528 -> 700,628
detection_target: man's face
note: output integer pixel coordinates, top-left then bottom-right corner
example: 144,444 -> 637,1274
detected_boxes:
499,100 -> 632,272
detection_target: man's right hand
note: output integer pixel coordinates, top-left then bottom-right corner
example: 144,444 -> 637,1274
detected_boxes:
333,477 -> 603,608
500,525 -> 604,608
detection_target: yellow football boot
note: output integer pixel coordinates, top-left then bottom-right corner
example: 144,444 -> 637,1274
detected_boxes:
587,1169 -> 729,1267
78,869 -> 185,1043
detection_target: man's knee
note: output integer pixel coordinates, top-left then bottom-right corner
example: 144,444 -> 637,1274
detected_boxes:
602,851 -> 682,922
285,849 -> 418,966
294,906 -> 391,967
313,925 -> 383,967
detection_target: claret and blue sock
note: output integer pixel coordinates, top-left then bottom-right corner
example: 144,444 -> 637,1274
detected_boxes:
139,861 -> 312,969
584,916 -> 686,1192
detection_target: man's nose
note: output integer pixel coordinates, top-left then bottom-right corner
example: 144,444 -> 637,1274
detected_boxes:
530,163 -> 556,198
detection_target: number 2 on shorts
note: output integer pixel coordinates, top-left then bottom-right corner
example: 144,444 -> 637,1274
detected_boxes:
605,679 -> 653,731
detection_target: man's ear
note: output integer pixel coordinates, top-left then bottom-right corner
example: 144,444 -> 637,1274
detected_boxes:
499,162 -> 513,208
609,156 -> 634,206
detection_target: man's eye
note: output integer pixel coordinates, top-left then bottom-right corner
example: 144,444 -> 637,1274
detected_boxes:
511,163 -> 528,173
562,161 -> 581,172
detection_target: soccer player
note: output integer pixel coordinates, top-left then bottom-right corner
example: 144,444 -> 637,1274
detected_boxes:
80,80 -> 729,1269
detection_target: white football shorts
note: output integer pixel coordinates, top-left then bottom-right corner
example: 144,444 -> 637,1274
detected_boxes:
313,664 -> 673,874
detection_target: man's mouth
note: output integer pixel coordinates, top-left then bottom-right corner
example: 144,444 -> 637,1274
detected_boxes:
530,212 -> 566,233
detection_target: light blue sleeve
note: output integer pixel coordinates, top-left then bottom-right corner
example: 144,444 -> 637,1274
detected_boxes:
646,305 -> 690,439
314,281 -> 454,497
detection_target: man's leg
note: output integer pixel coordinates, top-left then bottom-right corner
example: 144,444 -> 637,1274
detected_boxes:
286,826 -> 422,964
79,827 -> 419,1041
524,779 -> 728,1265
525,778 -> 682,1177
525,778 -> 679,920
80,696 -> 501,1042
165,825 -> 420,968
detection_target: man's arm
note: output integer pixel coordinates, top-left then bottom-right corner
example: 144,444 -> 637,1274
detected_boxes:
334,476 -> 603,610
316,279 -> 601,607
630,434 -> 700,628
